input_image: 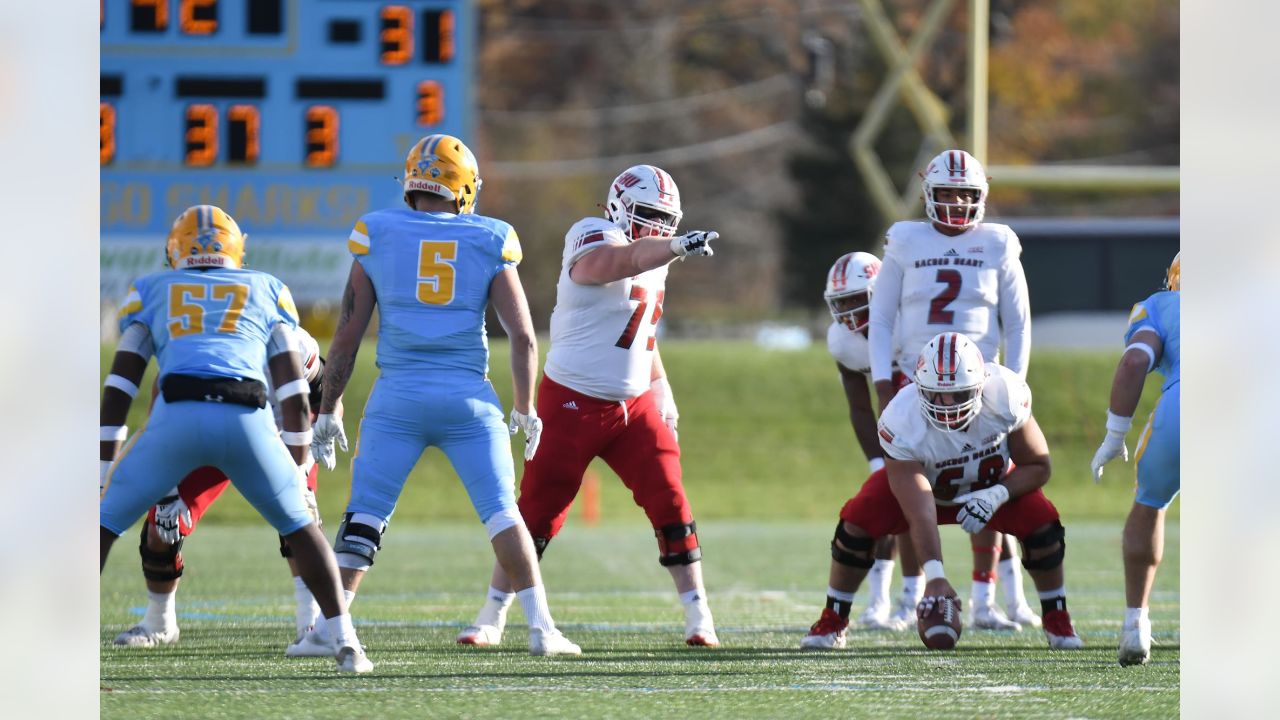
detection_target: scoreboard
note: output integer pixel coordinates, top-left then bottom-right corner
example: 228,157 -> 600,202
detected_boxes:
100,0 -> 474,302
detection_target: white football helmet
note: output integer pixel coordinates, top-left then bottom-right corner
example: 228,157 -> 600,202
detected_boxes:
824,251 -> 881,332
604,165 -> 682,240
922,150 -> 989,230
915,332 -> 987,432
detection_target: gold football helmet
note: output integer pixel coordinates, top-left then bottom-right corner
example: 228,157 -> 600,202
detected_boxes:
1164,251 -> 1180,291
165,205 -> 246,270
403,134 -> 482,214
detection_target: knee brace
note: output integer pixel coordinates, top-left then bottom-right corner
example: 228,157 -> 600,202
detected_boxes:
532,535 -> 551,560
138,523 -> 185,582
831,522 -> 875,569
333,512 -> 385,570
279,534 -> 292,558
1020,520 -> 1066,571
656,521 -> 702,567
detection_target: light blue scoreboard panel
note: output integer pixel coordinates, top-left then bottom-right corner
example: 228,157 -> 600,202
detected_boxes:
101,0 -> 474,303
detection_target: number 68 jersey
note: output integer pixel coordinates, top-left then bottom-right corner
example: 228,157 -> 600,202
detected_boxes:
544,217 -> 669,401
876,363 -> 1032,506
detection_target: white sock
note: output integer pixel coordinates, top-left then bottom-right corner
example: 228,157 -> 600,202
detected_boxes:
826,586 -> 855,604
475,585 -> 515,627
901,575 -> 924,603
866,559 -> 894,607
324,613 -> 358,649
998,558 -> 1027,608
516,585 -> 556,634
143,590 -> 177,631
293,576 -> 320,634
1036,586 -> 1066,601
1125,606 -> 1149,627
679,587 -> 708,606
971,580 -> 994,608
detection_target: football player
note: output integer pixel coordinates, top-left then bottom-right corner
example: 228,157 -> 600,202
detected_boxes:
110,325 -> 343,656
1091,252 -> 1180,666
801,331 -> 1083,651
305,134 -> 581,657
100,205 -> 372,673
867,149 -> 1038,630
456,165 -> 721,648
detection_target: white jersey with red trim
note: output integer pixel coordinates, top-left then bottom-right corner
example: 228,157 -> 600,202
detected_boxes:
876,363 -> 1032,506
543,217 -> 669,401
827,322 -> 901,376
867,221 -> 1030,383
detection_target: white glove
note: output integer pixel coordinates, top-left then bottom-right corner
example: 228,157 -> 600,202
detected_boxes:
650,377 -> 679,441
153,491 -> 192,545
509,408 -> 543,461
1090,411 -> 1132,483
311,413 -> 348,471
301,486 -> 321,526
670,230 -> 717,258
954,484 -> 1010,534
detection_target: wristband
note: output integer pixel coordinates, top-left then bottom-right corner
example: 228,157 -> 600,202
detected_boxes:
868,457 -> 885,473
922,559 -> 946,582
104,374 -> 140,398
1105,410 -> 1133,434
100,425 -> 128,442
276,378 -> 310,401
281,429 -> 314,446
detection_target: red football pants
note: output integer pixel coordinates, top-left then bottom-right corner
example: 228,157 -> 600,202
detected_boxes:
146,463 -> 319,537
839,468 -> 1060,539
517,375 -> 692,541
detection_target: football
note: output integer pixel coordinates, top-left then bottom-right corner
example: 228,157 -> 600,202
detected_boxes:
917,595 -> 963,650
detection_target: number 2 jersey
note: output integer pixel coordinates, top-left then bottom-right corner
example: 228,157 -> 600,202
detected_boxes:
117,267 -> 300,386
543,217 -> 668,401
868,221 -> 1030,383
877,362 -> 1031,506
348,207 -> 522,381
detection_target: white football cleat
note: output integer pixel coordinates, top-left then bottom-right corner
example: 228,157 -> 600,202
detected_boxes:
286,626 -> 336,657
113,624 -> 179,648
888,595 -> 918,630
972,602 -> 1021,631
800,608 -> 849,650
528,628 -> 582,657
456,624 -> 503,646
1117,618 -> 1152,666
859,601 -> 907,631
1042,609 -> 1085,650
684,602 -> 720,647
335,644 -> 374,673
1006,601 -> 1042,628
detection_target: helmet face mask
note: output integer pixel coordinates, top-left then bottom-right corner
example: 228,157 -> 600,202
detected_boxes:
165,205 -> 246,270
914,332 -> 986,432
605,165 -> 682,241
922,150 -> 989,231
824,251 -> 881,332
403,134 -> 482,214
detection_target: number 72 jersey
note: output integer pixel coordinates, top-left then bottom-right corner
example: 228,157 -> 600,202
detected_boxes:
544,217 -> 668,401
117,267 -> 300,386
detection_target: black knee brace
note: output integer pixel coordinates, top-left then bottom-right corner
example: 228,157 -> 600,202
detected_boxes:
532,535 -> 551,560
1020,520 -> 1066,571
656,521 -> 702,567
279,534 -> 292,558
139,522 -> 185,582
333,513 -> 383,567
831,522 -> 874,569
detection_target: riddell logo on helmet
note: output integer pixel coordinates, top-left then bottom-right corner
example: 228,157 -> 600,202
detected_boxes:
183,255 -> 227,267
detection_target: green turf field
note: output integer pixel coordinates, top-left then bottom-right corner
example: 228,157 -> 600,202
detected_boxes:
101,521 -> 1179,719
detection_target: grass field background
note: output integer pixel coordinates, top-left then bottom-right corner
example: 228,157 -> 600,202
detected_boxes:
100,340 -> 1178,718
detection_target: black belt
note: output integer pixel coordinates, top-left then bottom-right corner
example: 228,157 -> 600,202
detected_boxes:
161,374 -> 268,409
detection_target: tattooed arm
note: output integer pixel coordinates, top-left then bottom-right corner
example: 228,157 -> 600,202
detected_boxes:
319,261 -> 377,414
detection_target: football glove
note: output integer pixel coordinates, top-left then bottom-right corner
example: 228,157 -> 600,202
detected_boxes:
954,484 -> 1010,534
670,230 -> 717,258
153,491 -> 192,545
509,408 -> 543,461
311,413 -> 348,471
650,376 -> 679,441
1090,411 -> 1132,483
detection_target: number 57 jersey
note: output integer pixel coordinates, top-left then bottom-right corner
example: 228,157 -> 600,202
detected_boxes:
544,217 -> 669,401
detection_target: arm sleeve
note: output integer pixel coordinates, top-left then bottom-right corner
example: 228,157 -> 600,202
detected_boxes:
996,228 -> 1031,377
869,244 -> 904,382
116,321 -> 155,362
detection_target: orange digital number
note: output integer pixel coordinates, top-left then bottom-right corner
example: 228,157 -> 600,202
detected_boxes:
132,0 -> 169,30
227,105 -> 260,164
185,104 -> 218,167
416,81 -> 443,127
305,106 -> 339,168
380,6 -> 413,65
438,10 -> 455,62
180,0 -> 218,35
100,103 -> 116,166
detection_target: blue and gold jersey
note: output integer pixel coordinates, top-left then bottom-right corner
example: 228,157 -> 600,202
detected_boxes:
117,268 -> 300,385
1124,289 -> 1179,391
347,207 -> 521,379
